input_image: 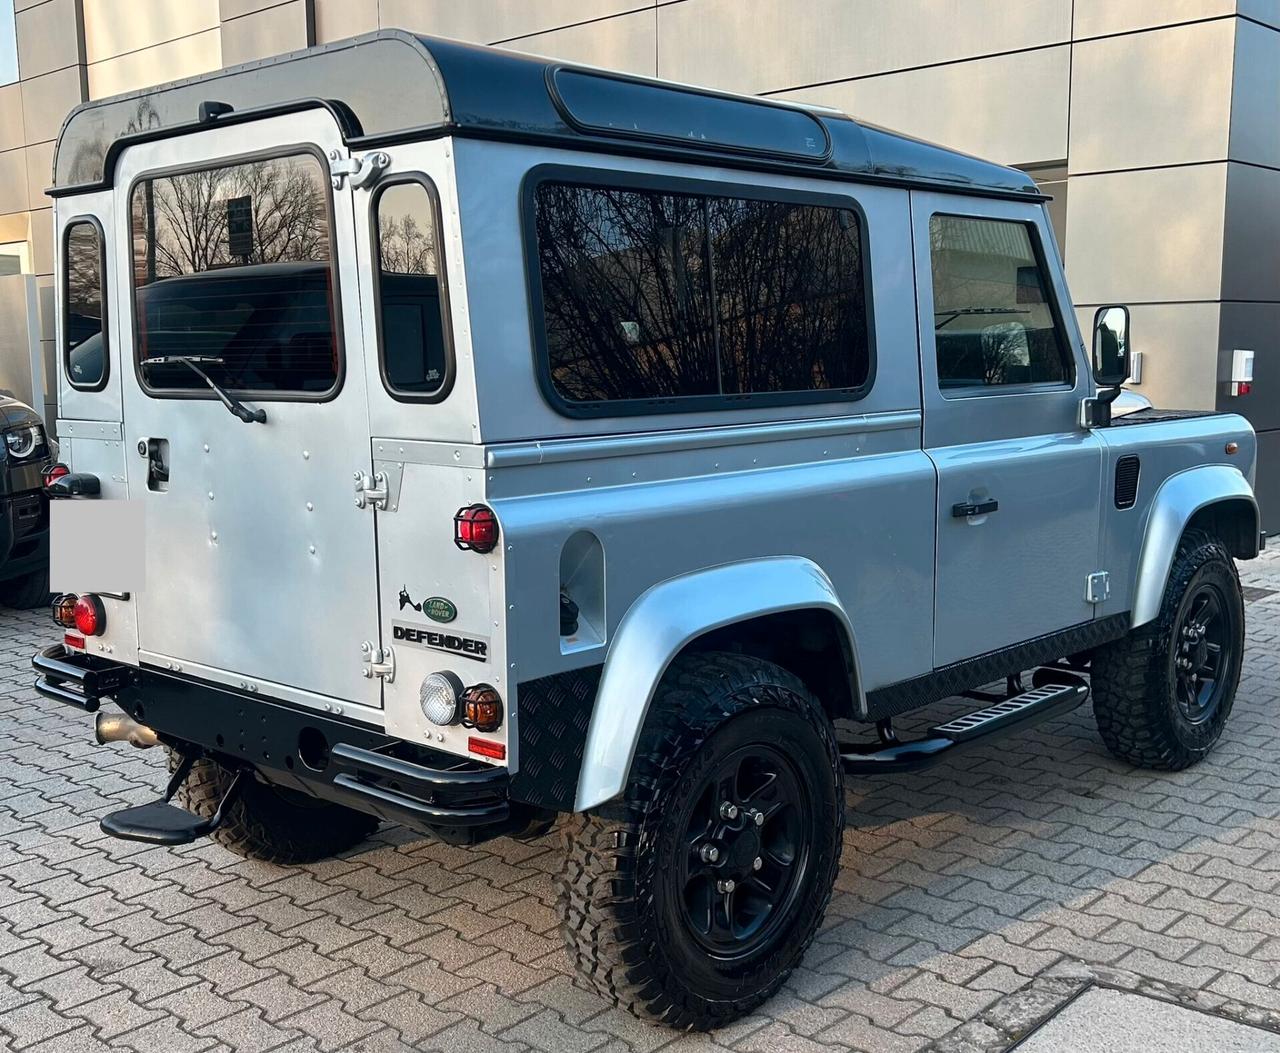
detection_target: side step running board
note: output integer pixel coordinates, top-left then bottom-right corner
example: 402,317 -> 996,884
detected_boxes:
841,678 -> 1088,775
99,752 -> 244,846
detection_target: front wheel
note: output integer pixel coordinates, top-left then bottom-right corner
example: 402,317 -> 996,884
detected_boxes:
559,653 -> 844,1030
1091,529 -> 1244,770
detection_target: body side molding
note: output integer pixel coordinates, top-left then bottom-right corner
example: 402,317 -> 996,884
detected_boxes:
573,556 -> 861,812
1131,465 -> 1258,628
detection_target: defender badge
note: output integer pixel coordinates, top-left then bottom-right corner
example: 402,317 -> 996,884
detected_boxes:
399,587 -> 458,623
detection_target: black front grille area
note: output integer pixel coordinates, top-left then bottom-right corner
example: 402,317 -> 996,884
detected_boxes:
1115,456 -> 1141,510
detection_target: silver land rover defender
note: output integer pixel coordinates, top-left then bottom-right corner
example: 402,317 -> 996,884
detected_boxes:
35,32 -> 1261,1030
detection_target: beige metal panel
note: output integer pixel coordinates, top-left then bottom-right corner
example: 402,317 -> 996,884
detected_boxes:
377,0 -> 654,44
774,47 -> 1070,168
29,205 -> 51,275
1068,20 -> 1234,173
0,211 -> 28,243
83,0 -> 220,64
315,0 -> 377,43
1222,161 -> 1280,303
16,0 -> 81,79
14,0 -> 48,10
220,0 -> 296,17
20,66 -> 82,145
1073,0 -> 1234,38
1074,301 -> 1220,410
87,28 -> 221,98
1064,165 -> 1228,305
220,1 -> 311,65
24,140 -> 52,208
0,83 -> 25,152
0,149 -> 28,216
499,8 -> 657,77
659,0 -> 1069,96
1230,19 -> 1280,169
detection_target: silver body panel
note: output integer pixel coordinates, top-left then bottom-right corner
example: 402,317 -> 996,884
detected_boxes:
52,117 -> 1259,802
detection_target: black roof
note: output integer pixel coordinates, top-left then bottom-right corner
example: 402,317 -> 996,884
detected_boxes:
51,30 -> 1041,201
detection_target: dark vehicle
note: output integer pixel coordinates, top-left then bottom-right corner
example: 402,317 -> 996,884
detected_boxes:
0,396 -> 52,607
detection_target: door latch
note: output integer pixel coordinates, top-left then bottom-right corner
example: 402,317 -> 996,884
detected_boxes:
354,471 -> 389,511
1085,571 -> 1111,604
361,641 -> 396,682
329,149 -> 389,189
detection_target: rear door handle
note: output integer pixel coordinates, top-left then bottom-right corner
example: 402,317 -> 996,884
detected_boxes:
952,499 -> 999,518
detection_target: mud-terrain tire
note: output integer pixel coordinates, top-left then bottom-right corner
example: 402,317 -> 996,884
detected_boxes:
0,569 -> 50,609
1092,529 -> 1244,770
559,653 -> 844,1030
173,751 -> 380,864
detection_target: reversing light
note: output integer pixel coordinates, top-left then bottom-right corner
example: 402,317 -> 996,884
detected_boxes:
454,504 -> 499,553
51,593 -> 78,628
468,736 -> 506,761
73,594 -> 105,637
460,684 -> 503,733
420,671 -> 463,726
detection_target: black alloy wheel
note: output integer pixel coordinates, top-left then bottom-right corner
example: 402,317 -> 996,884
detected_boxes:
679,744 -> 811,960
1171,581 -> 1234,725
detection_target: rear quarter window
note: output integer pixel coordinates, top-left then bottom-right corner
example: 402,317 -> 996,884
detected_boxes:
528,173 -> 873,417
63,219 -> 107,391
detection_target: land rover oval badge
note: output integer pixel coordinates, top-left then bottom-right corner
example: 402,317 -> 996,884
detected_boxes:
422,597 -> 457,623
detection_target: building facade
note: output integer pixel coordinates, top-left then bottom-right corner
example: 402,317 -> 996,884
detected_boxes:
0,0 -> 1276,520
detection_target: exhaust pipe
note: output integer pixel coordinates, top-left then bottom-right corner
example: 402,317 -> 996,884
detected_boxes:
95,711 -> 159,749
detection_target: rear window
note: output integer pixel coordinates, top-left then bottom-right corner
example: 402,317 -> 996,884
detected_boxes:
530,177 -> 871,415
63,219 -> 107,391
130,151 -> 339,396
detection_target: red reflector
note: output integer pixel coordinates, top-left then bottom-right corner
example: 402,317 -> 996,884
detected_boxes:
468,736 -> 506,761
43,463 -> 70,488
73,595 -> 105,637
454,504 -> 499,553
64,633 -> 85,650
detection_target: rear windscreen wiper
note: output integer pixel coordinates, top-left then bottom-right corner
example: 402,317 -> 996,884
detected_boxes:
141,356 -> 267,424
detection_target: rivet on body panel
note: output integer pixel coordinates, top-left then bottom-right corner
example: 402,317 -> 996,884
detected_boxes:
309,545 -> 316,555
203,444 -> 210,452
210,531 -> 218,542
208,492 -> 214,500
306,502 -> 313,511
302,450 -> 310,460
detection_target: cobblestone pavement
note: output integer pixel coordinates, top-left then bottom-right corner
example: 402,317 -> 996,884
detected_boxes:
2,551 -> 1279,1053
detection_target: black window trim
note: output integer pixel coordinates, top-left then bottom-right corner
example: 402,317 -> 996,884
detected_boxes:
520,163 -> 878,420
127,143 -> 347,405
61,214 -> 110,393
368,172 -> 456,404
927,211 -> 1077,400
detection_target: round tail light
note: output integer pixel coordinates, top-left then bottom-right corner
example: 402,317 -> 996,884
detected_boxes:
454,504 -> 499,554
73,594 -> 105,637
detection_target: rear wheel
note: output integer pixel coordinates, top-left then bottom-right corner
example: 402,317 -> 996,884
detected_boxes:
173,751 -> 380,864
0,568 -> 50,609
1091,530 -> 1244,769
559,653 -> 844,1029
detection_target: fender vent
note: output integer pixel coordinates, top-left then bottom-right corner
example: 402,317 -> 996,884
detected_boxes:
1115,455 -> 1141,510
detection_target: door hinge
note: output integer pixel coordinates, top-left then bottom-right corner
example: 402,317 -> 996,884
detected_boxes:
329,149 -> 389,189
354,470 -> 390,511
1085,571 -> 1111,605
361,641 -> 396,682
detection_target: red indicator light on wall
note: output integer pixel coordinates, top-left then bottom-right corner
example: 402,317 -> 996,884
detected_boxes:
468,736 -> 506,761
73,594 -> 106,637
454,504 -> 499,553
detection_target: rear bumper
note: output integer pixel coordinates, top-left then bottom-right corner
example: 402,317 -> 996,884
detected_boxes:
32,644 -> 516,841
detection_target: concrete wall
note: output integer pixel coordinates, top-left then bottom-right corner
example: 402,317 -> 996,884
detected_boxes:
0,0 -> 1273,525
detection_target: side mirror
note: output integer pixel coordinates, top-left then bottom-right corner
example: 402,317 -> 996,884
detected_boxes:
1092,305 -> 1131,388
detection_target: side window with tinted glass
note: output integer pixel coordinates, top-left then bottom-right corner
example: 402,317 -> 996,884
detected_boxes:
374,180 -> 451,400
929,216 -> 1070,390
64,220 -> 107,390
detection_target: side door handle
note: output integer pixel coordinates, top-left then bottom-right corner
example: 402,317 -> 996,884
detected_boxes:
952,498 -> 999,518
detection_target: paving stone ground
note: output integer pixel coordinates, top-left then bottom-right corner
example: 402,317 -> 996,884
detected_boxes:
1,550 -> 1279,1052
